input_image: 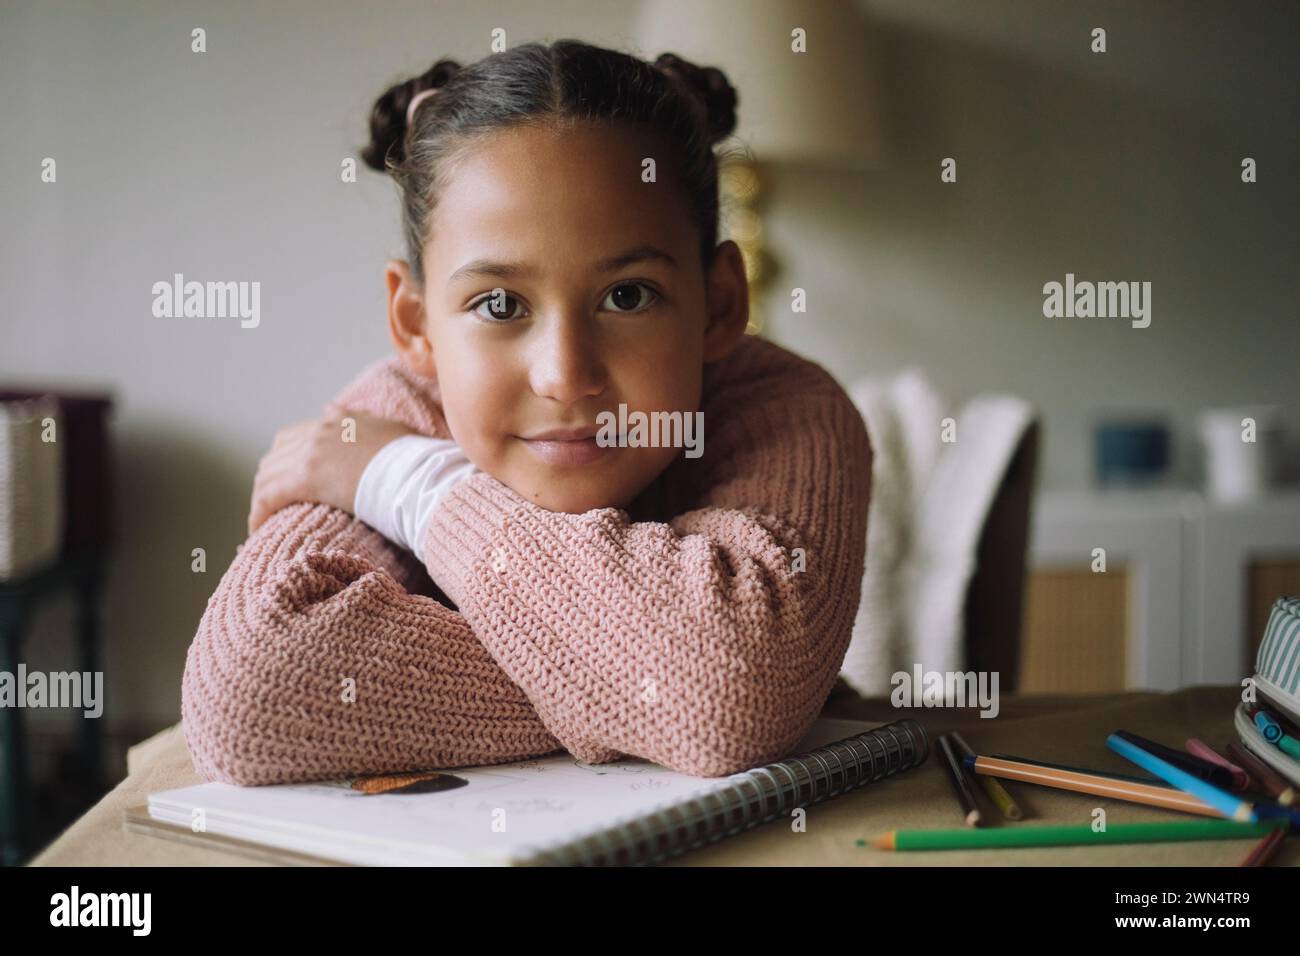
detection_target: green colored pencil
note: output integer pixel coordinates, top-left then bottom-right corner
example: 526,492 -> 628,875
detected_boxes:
872,818 -> 1286,851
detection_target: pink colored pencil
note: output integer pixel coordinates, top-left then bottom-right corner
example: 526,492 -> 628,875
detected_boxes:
1186,738 -> 1250,790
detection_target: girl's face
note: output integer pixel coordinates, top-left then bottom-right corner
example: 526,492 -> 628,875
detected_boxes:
386,121 -> 749,514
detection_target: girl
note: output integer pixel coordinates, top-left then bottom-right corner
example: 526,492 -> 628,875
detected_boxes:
181,39 -> 873,786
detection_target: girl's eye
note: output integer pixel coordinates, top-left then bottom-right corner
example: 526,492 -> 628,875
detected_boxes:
471,291 -> 525,322
602,282 -> 659,313
470,283 -> 658,321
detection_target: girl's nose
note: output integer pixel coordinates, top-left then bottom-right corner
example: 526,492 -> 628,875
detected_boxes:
527,315 -> 607,405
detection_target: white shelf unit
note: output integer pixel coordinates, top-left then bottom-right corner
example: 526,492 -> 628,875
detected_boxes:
1029,490 -> 1300,690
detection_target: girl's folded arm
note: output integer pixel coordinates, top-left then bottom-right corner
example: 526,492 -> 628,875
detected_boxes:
180,501 -> 567,786
180,358 -> 573,786
419,373 -> 873,777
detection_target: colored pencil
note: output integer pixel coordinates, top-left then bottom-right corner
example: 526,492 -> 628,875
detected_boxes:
871,819 -> 1284,852
950,732 -> 1023,820
965,754 -> 1225,817
1238,826 -> 1288,867
984,752 -> 1169,786
937,735 -> 982,827
1225,741 -> 1295,805
1185,738 -> 1250,790
1107,733 -> 1256,822
1113,731 -> 1235,789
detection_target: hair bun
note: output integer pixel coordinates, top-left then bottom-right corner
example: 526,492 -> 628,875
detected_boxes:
653,52 -> 738,145
362,58 -> 463,173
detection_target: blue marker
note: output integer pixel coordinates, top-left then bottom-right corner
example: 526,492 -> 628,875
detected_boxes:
1253,709 -> 1300,759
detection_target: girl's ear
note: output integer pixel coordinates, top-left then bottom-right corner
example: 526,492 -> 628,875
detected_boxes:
385,259 -> 437,378
701,240 -> 751,362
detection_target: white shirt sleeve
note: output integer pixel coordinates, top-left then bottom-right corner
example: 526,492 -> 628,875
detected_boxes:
353,434 -> 479,554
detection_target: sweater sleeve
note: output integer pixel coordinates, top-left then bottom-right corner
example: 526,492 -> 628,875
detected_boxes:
419,338 -> 873,777
180,359 -> 563,785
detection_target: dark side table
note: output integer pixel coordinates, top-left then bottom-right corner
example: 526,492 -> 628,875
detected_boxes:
0,390 -> 112,866
0,550 -> 108,866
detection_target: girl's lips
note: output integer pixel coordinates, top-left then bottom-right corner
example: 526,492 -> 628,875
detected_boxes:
520,435 -> 611,466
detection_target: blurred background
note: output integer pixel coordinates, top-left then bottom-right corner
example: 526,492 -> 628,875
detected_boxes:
1,0 -> 1296,861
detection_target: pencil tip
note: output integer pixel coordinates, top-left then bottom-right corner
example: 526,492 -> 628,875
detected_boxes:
871,833 -> 893,850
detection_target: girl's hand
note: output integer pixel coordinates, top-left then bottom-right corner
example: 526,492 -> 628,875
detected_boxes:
248,405 -> 418,534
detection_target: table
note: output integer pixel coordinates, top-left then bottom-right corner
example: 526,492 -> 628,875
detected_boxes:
27,684 -> 1298,866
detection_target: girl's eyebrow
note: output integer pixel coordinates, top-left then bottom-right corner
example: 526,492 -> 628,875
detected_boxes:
446,244 -> 678,287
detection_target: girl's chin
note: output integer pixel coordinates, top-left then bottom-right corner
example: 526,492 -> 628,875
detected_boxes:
521,487 -> 629,515
495,470 -> 634,515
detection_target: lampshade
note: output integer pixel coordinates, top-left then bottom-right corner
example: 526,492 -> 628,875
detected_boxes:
634,0 -> 883,171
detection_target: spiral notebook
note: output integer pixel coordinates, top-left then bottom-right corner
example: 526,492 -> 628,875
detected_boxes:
125,717 -> 928,866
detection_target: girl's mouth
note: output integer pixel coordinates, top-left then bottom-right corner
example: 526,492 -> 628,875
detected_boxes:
518,434 -> 611,467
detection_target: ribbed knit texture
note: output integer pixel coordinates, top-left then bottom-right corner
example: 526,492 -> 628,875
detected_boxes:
181,334 -> 873,784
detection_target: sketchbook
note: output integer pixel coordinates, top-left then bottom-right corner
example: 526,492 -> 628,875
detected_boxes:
125,717 -> 928,866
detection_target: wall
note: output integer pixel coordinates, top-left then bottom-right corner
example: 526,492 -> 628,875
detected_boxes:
1,0 -> 1295,729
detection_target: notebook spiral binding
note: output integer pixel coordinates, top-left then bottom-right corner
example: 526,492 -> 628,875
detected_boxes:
522,719 -> 929,867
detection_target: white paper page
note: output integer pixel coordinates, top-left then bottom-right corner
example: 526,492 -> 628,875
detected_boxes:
148,717 -> 884,865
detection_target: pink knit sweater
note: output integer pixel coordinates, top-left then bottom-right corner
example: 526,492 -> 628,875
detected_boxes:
181,334 -> 872,784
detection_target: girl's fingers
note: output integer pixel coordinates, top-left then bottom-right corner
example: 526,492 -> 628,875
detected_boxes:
249,486 -> 289,534
269,426 -> 296,450
250,449 -> 326,532
249,474 -> 282,533
250,462 -> 296,532
248,499 -> 266,535
249,420 -> 321,533
269,418 -> 320,453
249,473 -> 267,533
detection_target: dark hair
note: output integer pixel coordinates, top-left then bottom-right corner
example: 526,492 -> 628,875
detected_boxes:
360,39 -> 743,286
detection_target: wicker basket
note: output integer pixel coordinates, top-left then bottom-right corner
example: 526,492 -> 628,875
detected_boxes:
0,396 -> 65,580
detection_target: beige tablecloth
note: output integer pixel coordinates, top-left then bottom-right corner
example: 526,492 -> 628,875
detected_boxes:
29,684 -> 1298,866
